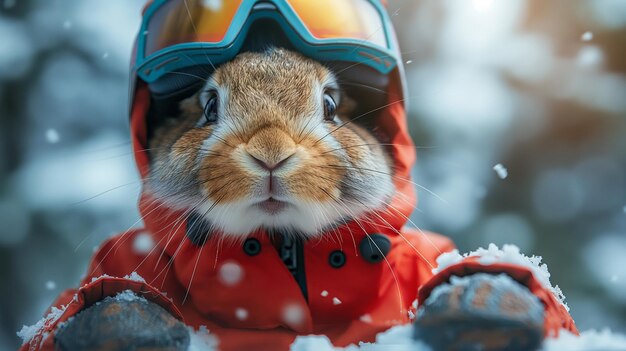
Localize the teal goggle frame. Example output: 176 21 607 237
134 0 401 84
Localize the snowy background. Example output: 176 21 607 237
0 0 625 349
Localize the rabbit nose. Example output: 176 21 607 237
249 153 294 171
245 127 296 172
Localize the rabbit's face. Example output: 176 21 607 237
148 49 394 238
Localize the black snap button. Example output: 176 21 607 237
243 238 261 256
360 234 391 263
328 250 346 268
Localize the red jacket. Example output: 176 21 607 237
20 76 576 351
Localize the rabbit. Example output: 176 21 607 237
49 48 558 351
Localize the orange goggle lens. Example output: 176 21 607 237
143 0 388 58
288 0 387 48
144 0 243 57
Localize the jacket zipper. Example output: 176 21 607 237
280 236 308 301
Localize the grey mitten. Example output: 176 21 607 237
414 273 544 351
54 294 189 351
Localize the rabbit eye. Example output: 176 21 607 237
323 93 337 121
203 91 218 124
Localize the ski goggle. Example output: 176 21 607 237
134 0 400 84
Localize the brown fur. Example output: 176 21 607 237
147 48 394 236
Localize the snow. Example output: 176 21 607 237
45 128 60 144
577 46 604 67
45 281 56 290
188 325 219 351
493 163 508 179
359 314 372 323
89 272 145 284
218 261 243 286
332 297 342 305
132 231 155 254
290 325 430 351
542 329 626 351
290 325 626 351
124 271 146 283
283 304 305 327
405 60 413 64
407 310 416 320
235 308 248 321
321 290 329 297
90 274 112 283
62 20 72 30
113 289 146 303
432 243 569 311
290 335 360 351
581 31 594 41
202 0 223 11
17 305 66 344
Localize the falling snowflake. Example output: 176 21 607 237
218 261 243 286
359 314 373 323
405 60 413 64
493 163 508 179
62 20 72 30
577 46 603 67
611 275 619 283
332 297 342 305
202 0 222 11
283 304 304 327
45 281 56 290
581 31 593 41
132 231 155 254
235 308 248 320
102 52 109 59
320 290 328 297
45 129 60 144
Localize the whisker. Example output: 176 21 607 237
322 164 448 205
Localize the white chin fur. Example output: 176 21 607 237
195 194 390 238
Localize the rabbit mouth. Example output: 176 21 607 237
256 197 290 215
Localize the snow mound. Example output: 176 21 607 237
290 325 431 351
290 325 626 351
112 290 146 303
124 271 146 283
542 329 626 351
17 305 66 344
89 272 145 284
187 325 219 351
432 243 569 311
